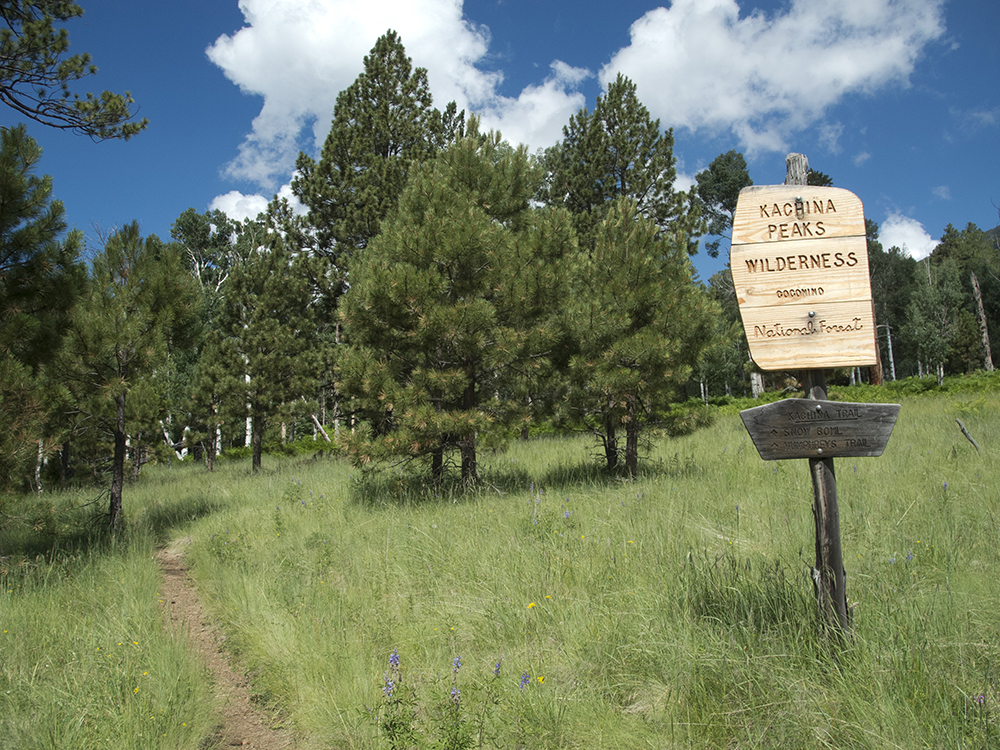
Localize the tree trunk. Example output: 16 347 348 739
750 370 764 398
205 420 218 473
109 394 126 532
310 414 332 443
971 271 994 371
460 434 477 483
460 374 477 483
60 439 71 486
251 412 264 474
34 439 43 494
884 324 896 381
603 413 619 471
131 431 143 481
624 395 639 478
431 441 444 483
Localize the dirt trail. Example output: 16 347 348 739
157 540 296 749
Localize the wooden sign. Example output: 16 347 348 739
740 398 900 460
731 185 878 371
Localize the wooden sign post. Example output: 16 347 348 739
731 153 898 639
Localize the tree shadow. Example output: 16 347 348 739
0 482 223 574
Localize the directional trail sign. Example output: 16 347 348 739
740 398 900 461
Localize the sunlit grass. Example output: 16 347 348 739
3 384 1000 748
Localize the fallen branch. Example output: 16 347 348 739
956 418 980 453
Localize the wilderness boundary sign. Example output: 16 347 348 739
731 185 878 371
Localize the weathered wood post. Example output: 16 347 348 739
730 153 900 640
786 153 850 635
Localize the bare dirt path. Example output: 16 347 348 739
157 539 296 749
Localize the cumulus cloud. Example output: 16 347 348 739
881 212 938 260
209 183 306 223
206 0 588 190
602 0 945 154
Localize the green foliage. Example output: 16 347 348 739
695 149 752 257
214 211 318 472
293 29 463 258
541 73 699 254
564 196 716 474
0 124 85 369
903 258 964 384
338 126 574 483
0 124 84 489
0 1 147 139
61 222 200 528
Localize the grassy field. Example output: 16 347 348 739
3 382 1000 748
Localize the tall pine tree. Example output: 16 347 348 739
215 210 318 473
338 126 575 484
0 124 84 489
564 197 715 475
541 74 699 254
63 223 199 530
292 30 463 259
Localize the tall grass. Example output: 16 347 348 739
4 387 999 748
0 519 217 749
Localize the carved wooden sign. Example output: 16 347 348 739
740 398 900 460
731 185 878 371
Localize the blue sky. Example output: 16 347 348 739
3 0 997 282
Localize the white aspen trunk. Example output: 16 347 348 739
884 325 896 381
160 420 184 461
750 370 764 398
35 439 43 494
311 414 332 443
245 370 252 447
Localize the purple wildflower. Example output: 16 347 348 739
519 672 530 691
389 648 399 668
452 655 461 674
451 686 461 706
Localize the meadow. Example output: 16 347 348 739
2 380 1000 748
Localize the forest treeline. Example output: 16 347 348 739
2 31 997 528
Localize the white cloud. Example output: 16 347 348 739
602 0 945 155
818 122 844 154
881 212 938 260
206 0 588 190
932 185 951 200
853 151 871 166
208 184 306 223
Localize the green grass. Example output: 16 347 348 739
3 388 1000 748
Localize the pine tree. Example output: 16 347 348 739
0 124 84 489
564 197 715 475
215 211 318 473
293 30 463 259
337 127 575 484
695 150 752 257
63 223 199 530
0 1 147 139
541 74 699 254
